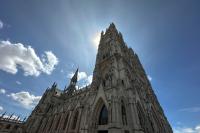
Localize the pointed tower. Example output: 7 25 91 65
90 23 173 133
70 68 78 86
64 68 78 93
22 23 173 133
91 22 127 90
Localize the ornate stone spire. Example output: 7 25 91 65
64 68 78 93
70 68 78 85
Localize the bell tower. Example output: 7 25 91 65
90 23 173 133
91 23 135 90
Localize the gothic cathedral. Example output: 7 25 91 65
1 23 173 133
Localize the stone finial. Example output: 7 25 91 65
16 115 20 121
52 82 57 88
109 22 116 28
23 117 27 122
9 113 14 119
101 31 104 36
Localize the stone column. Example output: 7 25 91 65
42 117 49 133
44 116 53 133
109 97 122 133
37 117 47 133
57 112 65 132
77 107 83 133
35 117 43 133
79 107 89 133
50 115 57 131
65 110 73 133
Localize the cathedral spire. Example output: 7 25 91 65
64 68 78 93
70 68 78 85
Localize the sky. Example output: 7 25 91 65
0 0 200 132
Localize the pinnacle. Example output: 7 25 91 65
107 22 117 31
104 22 119 36
109 22 116 29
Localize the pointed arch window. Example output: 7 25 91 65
121 100 127 125
72 111 79 130
99 105 108 125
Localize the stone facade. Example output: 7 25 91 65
0 113 24 133
0 23 173 133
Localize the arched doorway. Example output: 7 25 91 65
90 98 109 133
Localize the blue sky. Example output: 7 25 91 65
0 0 200 132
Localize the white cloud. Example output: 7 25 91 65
179 107 200 113
147 75 152 81
0 20 3 29
174 125 200 133
0 106 3 111
0 40 58 76
0 88 6 94
7 91 41 109
16 81 22 85
87 75 93 84
41 51 59 75
79 75 93 89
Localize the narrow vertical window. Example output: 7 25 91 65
103 80 106 87
121 101 127 125
122 80 124 86
99 105 108 125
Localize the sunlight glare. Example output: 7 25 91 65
92 32 101 49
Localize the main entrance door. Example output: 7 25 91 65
98 130 108 133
